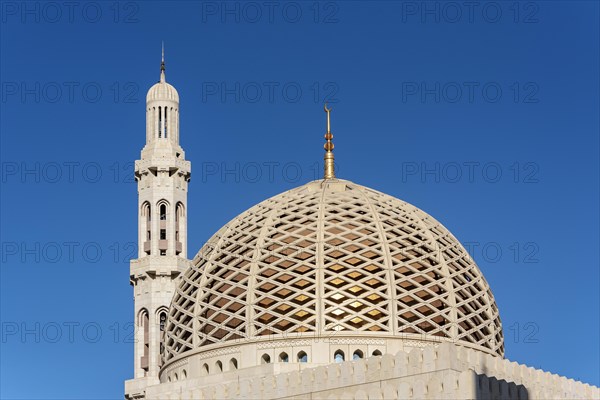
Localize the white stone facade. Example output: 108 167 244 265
124 62 599 400
145 342 599 399
125 60 191 399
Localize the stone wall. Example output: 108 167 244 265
144 342 599 399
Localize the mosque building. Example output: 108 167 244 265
123 56 599 400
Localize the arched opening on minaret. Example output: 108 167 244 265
141 202 151 256
175 108 179 143
170 107 176 141
158 201 169 256
159 311 167 331
153 107 157 140
157 308 168 367
175 202 185 256
164 107 168 138
158 106 162 138
138 309 150 375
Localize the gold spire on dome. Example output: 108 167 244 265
323 103 335 179
160 41 166 83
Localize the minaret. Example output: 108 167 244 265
125 48 191 399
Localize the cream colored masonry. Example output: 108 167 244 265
126 60 191 392
126 61 599 400
142 342 599 400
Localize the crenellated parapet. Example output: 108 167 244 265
144 342 599 399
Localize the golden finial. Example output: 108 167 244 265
323 103 335 179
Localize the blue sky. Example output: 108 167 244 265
1 1 598 398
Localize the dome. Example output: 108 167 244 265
164 179 503 367
146 80 179 102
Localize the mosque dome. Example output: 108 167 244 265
163 178 504 370
146 80 179 103
126 59 598 400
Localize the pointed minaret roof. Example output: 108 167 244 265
146 43 179 103
160 41 166 83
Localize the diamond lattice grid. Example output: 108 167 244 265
252 191 321 336
164 180 504 362
322 187 391 333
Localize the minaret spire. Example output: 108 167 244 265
160 41 166 83
323 103 335 179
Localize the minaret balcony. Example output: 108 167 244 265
159 240 168 250
175 241 182 253
143 241 151 253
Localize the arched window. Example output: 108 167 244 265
164 107 168 138
334 350 345 363
201 363 209 376
352 350 364 360
176 203 185 222
215 360 223 372
158 202 168 255
279 352 289 363
261 354 271 364
137 309 148 326
372 350 382 356
159 311 167 332
229 358 238 370
156 309 167 360
181 369 187 379
297 351 307 363
173 372 178 381
138 309 149 373
158 106 162 138
142 203 151 221
152 107 156 140
175 203 184 255
142 202 151 255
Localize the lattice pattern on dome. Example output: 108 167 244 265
164 180 503 363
